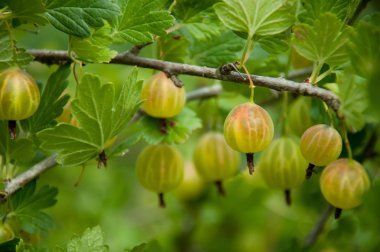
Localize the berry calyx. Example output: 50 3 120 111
224 102 274 174
300 124 342 178
257 137 308 205
136 144 184 207
193 132 240 195
141 72 186 118
320 159 370 219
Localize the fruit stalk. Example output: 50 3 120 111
214 180 225 196
158 193 165 208
8 120 16 140
305 163 315 179
284 189 291 206
246 153 254 175
334 208 342 219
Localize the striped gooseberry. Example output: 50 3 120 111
136 144 184 207
320 159 370 219
193 132 240 195
141 72 186 118
257 137 308 205
175 162 205 201
300 124 342 179
224 102 274 174
287 96 313 136
0 68 40 138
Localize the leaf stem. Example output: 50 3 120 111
316 68 334 83
240 33 253 67
309 62 323 85
341 119 353 160
241 64 255 103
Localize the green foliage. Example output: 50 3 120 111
189 32 244 67
4 0 46 24
66 226 108 252
5 179 58 233
292 13 352 67
111 0 174 44
128 240 162 252
44 0 120 38
0 21 33 70
158 35 188 63
140 107 202 145
214 0 295 39
21 65 70 134
336 72 368 132
69 25 117 63
37 69 142 166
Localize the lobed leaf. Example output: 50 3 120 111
292 13 352 67
37 69 142 167
111 0 174 44
67 226 108 252
44 0 120 38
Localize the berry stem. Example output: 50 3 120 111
97 150 107 168
8 120 16 140
322 101 334 127
246 153 255 175
334 208 342 219
241 64 255 103
284 189 291 206
305 163 315 180
158 193 166 208
214 180 226 196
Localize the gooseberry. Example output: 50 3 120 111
224 102 274 174
175 162 205 201
320 159 370 219
287 96 313 136
257 137 308 205
136 144 184 207
141 72 186 118
300 124 342 179
193 132 240 195
0 68 40 139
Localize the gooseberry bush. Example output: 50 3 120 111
0 0 379 251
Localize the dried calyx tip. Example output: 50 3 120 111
246 153 254 175
285 189 291 206
305 163 315 179
8 120 17 140
334 208 342 219
215 180 226 196
97 150 107 168
158 193 166 208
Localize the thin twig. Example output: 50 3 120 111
0 155 57 201
29 50 341 112
304 205 334 248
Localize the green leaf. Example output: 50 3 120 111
140 107 202 145
4 0 47 24
0 22 33 70
129 240 162 252
112 0 174 44
21 65 70 134
336 72 367 132
348 17 380 78
189 32 244 67
173 1 224 41
9 179 58 233
70 25 118 63
158 35 188 63
298 0 354 25
44 0 120 38
37 69 142 167
257 35 289 55
292 13 352 67
67 226 108 252
0 122 35 164
214 0 295 39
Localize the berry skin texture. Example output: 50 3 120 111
258 137 308 190
300 124 342 166
224 102 274 154
193 132 240 182
0 68 40 120
141 72 186 118
320 159 370 209
136 144 184 194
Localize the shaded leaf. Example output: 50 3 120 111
21 65 70 134
158 35 188 63
67 226 108 252
140 108 202 145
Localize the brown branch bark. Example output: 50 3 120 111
29 49 341 112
